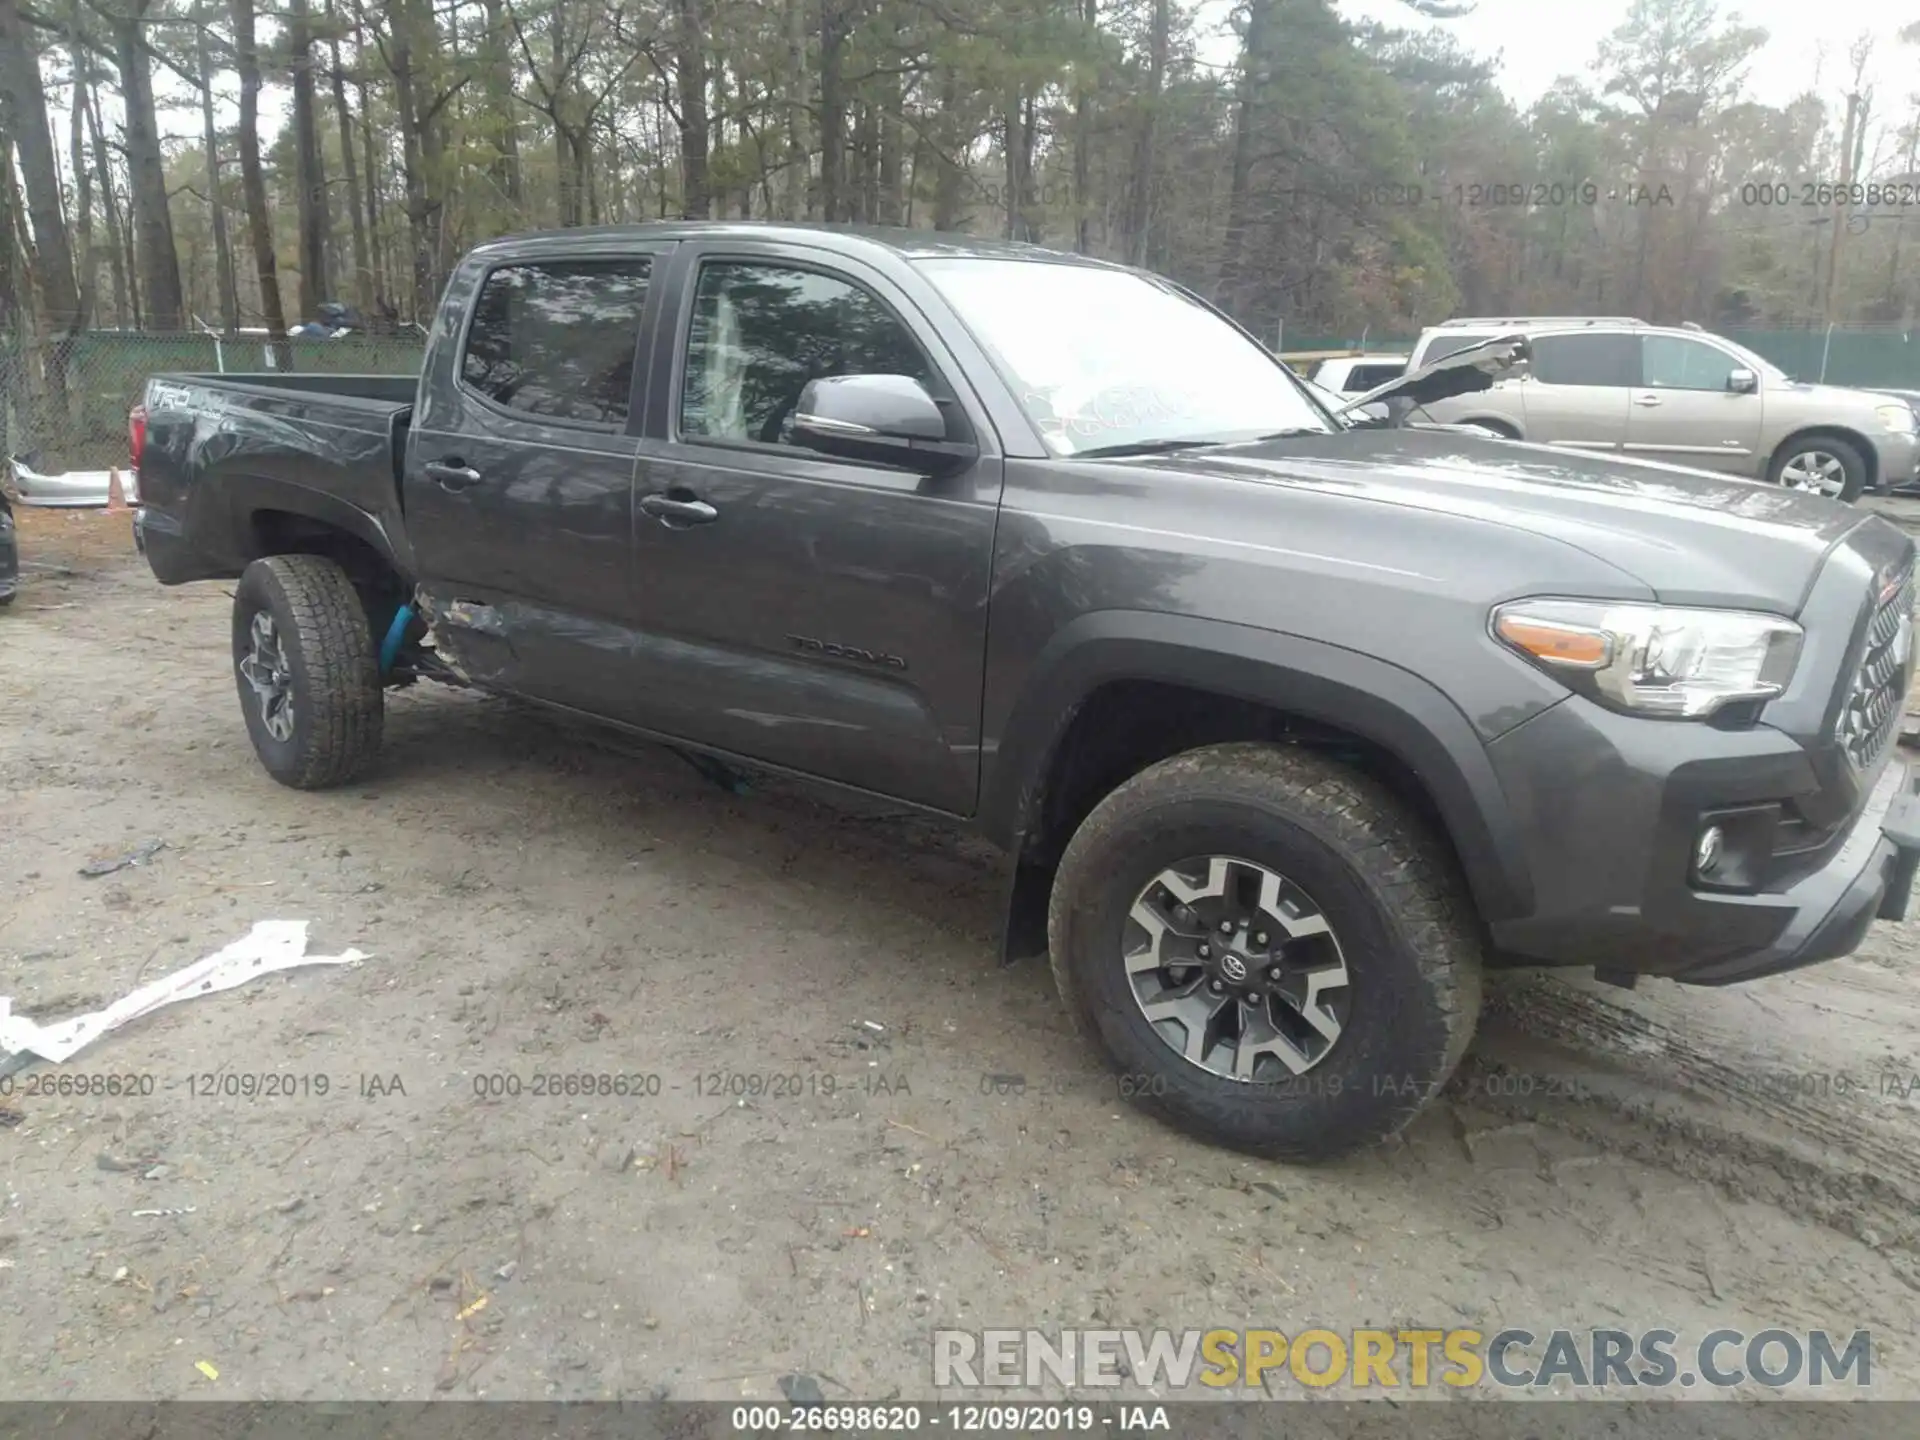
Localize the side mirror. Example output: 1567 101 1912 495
792 374 977 474
1728 367 1758 394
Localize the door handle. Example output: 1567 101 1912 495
424 460 483 491
1633 394 1662 407
641 492 719 527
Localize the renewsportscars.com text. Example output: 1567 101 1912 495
932 1327 1872 1391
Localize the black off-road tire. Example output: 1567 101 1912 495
232 555 383 789
1047 742 1483 1161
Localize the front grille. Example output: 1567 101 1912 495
1838 562 1916 769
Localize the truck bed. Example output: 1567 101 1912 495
155 372 419 407
135 371 419 586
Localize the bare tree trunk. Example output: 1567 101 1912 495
818 0 844 222
877 79 903 226
586 137 601 224
932 68 963 230
114 0 186 329
784 0 810 220
853 103 878 221
1001 92 1021 240
1073 0 1096 254
1885 114 1919 320
478 0 524 210
326 6 376 316
1124 0 1167 267
549 4 579 226
386 0 439 315
289 0 331 316
0 140 19 462
85 87 130 325
195 10 242 332
675 0 711 217
232 0 290 339
1216 0 1272 315
68 9 97 324
353 12 386 315
0 0 83 330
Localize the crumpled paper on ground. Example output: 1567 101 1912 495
0 921 367 1065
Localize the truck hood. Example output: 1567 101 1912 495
1105 428 1874 613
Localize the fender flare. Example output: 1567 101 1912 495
229 476 410 578
980 610 1535 923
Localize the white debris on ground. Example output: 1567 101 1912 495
0 920 366 1065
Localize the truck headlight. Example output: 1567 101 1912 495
1876 403 1917 434
1492 599 1803 718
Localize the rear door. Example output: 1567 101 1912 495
621 239 1005 815
1514 331 1635 450
405 243 669 720
1623 333 1765 474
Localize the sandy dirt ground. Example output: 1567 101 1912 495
3 501 1920 1410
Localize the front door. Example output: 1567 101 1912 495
624 242 1004 815
1622 334 1766 475
404 247 664 720
1515 331 1636 451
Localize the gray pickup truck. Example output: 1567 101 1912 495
132 222 1920 1162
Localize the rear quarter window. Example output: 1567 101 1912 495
461 258 653 426
1531 332 1637 387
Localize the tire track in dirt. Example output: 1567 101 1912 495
1463 965 1920 1260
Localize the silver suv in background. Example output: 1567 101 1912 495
1406 317 1920 502
1305 353 1409 395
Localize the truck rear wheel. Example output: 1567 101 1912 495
1047 742 1482 1161
232 555 383 789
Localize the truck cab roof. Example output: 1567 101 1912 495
475 220 1126 269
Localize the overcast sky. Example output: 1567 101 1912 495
1331 0 1915 117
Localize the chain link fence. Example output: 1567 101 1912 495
1281 324 1920 390
11 323 1920 478
1 331 428 476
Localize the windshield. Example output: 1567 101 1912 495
916 258 1332 455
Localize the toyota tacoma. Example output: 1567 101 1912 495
131 223 1920 1161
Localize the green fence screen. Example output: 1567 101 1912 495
1281 327 1920 390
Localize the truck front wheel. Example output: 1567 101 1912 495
1047 743 1483 1161
232 555 384 789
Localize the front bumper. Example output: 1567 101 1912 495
1678 758 1920 983
1870 429 1920 489
1484 692 1920 985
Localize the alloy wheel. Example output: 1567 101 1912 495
1779 450 1849 497
1124 855 1351 1082
238 610 296 742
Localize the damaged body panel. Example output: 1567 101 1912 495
10 455 142 508
134 373 415 587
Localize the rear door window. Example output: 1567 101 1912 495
461 258 653 426
1530 333 1636 387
